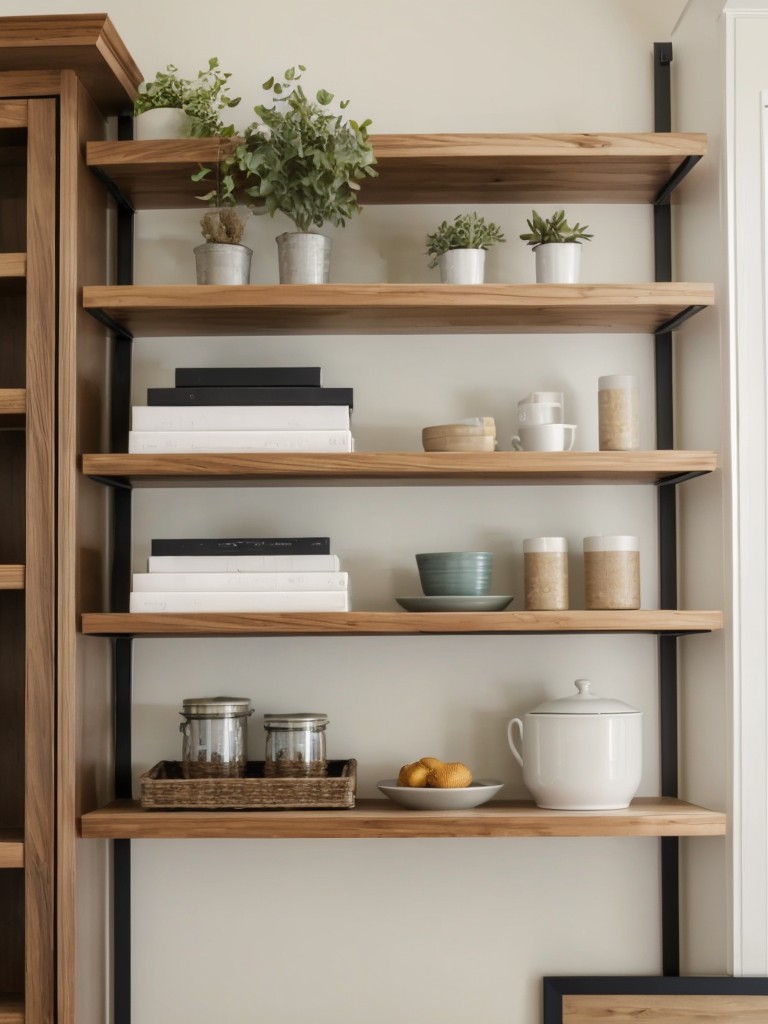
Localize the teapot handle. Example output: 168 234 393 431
507 718 524 767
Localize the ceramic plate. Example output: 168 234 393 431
377 779 504 810
395 595 513 612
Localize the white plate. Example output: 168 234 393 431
377 779 504 810
395 595 513 612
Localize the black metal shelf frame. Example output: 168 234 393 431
104 47 690 1022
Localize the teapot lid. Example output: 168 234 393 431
529 679 640 715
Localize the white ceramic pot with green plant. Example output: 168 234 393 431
426 212 505 284
133 58 240 141
520 209 593 284
225 66 377 284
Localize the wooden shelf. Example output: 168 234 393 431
0 996 23 1024
0 566 24 590
0 831 23 868
83 282 714 337
79 797 725 840
81 609 723 638
0 14 142 111
0 391 25 416
86 132 707 209
0 254 25 278
81 450 718 486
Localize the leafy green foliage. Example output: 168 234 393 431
520 209 593 246
425 212 506 268
134 58 241 138
225 66 378 233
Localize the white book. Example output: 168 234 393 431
132 405 350 431
128 430 353 454
148 554 341 573
129 590 350 613
133 571 349 593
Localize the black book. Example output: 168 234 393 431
175 367 322 388
147 386 353 408
150 537 331 557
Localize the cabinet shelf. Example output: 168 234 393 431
79 797 726 840
86 132 707 210
0 566 24 590
0 254 25 278
0 996 23 1023
0 831 23 868
81 609 723 639
82 449 717 486
83 283 714 337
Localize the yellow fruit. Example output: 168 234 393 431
397 761 430 787
419 757 443 770
426 762 473 788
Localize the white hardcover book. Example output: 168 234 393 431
129 590 350 613
128 430 353 453
133 571 349 592
148 554 341 573
132 405 350 431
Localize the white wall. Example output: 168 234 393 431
11 1 738 1020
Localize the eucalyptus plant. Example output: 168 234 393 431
520 209 593 246
425 212 505 268
223 66 378 233
134 58 241 137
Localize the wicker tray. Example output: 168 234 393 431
140 759 357 810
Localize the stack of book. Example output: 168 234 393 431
128 366 354 453
129 537 350 613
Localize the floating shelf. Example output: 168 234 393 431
79 797 726 840
81 450 718 487
0 996 23 1024
81 609 723 639
83 282 714 337
85 132 707 209
0 566 24 590
0 831 23 868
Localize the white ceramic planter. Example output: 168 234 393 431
134 107 191 140
276 232 332 284
507 679 642 809
438 248 486 284
534 242 582 284
194 243 253 285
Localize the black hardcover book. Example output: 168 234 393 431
150 537 331 556
147 386 353 408
175 367 322 388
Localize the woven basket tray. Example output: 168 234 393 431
140 759 357 810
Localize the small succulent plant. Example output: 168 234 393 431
425 212 505 268
520 209 593 247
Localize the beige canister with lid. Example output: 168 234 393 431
523 537 569 610
583 535 640 609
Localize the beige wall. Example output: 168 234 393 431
12 1 737 1021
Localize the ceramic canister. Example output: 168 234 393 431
507 679 642 810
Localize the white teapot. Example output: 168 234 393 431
507 679 642 810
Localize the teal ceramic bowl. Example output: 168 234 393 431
415 551 493 596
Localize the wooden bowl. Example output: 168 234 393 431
422 435 497 452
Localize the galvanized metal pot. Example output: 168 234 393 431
276 231 332 284
194 242 253 285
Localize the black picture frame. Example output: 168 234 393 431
543 974 768 1024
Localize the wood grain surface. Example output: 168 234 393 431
78 797 726 840
0 254 25 278
81 449 718 485
0 831 23 868
85 132 707 209
80 609 723 638
563 993 768 1022
82 282 715 336
0 994 23 1023
0 565 24 589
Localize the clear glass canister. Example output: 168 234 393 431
264 713 328 777
180 696 253 779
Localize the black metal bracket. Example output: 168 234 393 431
656 305 707 336
87 307 133 341
89 164 135 214
87 475 133 491
656 471 710 488
654 156 702 207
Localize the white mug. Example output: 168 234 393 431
511 423 577 452
517 401 563 426
519 391 564 407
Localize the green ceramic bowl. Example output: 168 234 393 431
415 551 493 596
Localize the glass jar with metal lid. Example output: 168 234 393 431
180 696 253 779
264 713 328 777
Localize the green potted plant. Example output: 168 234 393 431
229 66 377 283
425 212 505 284
191 152 252 284
133 57 241 140
520 209 593 283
